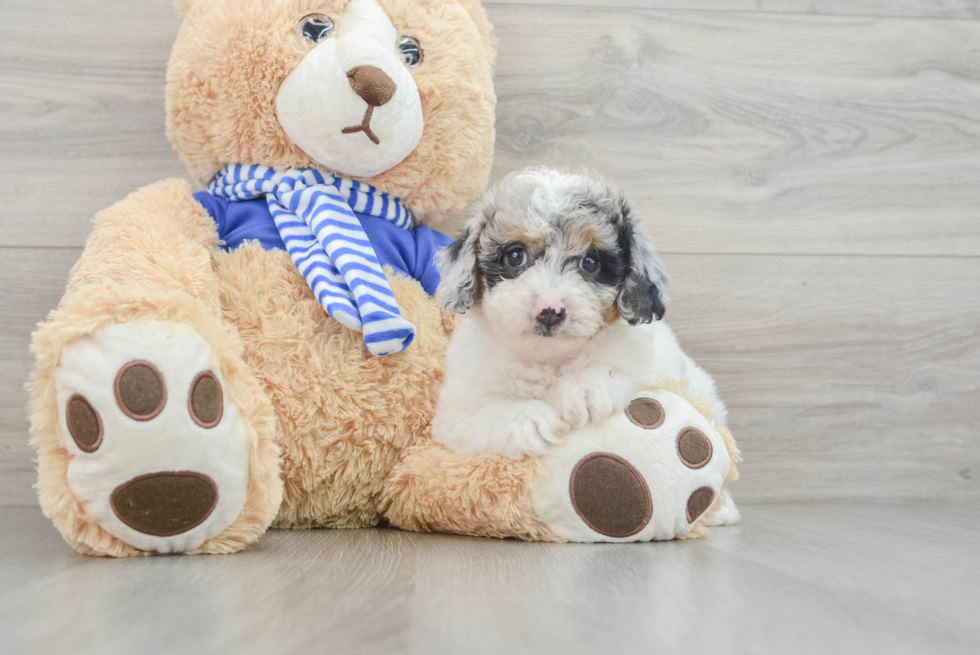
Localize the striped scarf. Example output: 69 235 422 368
208 164 416 356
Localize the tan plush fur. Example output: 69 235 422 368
166 0 496 224
214 248 456 529
383 436 559 541
32 0 496 555
29 180 282 556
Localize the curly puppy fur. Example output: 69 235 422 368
430 168 729 462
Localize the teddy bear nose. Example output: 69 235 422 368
346 65 396 107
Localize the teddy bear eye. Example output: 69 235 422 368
298 14 335 45
397 36 423 67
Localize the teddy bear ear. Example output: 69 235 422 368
174 0 204 20
456 0 497 65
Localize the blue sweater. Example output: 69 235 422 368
194 191 451 296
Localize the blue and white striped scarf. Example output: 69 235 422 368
208 164 416 356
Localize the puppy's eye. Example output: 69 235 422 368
398 36 423 67
298 14 335 45
579 252 600 274
504 246 528 268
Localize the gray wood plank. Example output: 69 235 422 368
3 1 980 256
483 1 980 21
480 6 980 256
2 248 977 507
1 502 978 655
668 253 980 502
0 0 188 248
711 502 980 632
0 248 78 507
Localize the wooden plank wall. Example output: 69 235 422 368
1 0 978 506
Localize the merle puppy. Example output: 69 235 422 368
433 168 728 473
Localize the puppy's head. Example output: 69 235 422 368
437 168 668 351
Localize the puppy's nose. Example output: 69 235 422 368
346 65 396 107
536 307 567 329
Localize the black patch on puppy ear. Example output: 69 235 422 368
437 226 481 314
620 273 666 324
615 197 668 324
445 227 470 261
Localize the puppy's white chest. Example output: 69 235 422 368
499 358 588 401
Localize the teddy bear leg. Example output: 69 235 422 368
30 180 282 556
531 387 739 543
383 436 560 541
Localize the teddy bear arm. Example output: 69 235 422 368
62 179 222 302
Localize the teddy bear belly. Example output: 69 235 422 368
211 244 453 528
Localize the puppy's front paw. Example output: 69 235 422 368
502 402 569 460
554 368 633 427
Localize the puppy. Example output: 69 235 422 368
432 167 728 462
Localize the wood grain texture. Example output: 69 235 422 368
0 0 187 248
666 253 980 502
2 248 977 506
0 250 77 507
475 6 980 256
483 1 980 21
3 2 980 256
2 503 979 654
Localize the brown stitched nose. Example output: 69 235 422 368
346 65 396 107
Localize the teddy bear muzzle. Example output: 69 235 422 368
275 0 425 178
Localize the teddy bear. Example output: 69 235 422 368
28 0 738 556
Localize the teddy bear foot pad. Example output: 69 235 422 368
532 389 733 542
54 321 250 553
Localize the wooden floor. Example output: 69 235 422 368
1 502 977 655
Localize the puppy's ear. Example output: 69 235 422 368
436 204 491 314
616 198 669 324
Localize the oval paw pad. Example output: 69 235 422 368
67 394 103 453
686 486 715 523
677 427 713 469
110 471 219 537
114 360 167 420
189 371 223 428
625 397 664 429
569 453 652 538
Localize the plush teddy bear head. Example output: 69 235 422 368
167 0 495 223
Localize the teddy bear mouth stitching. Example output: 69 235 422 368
342 65 397 145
